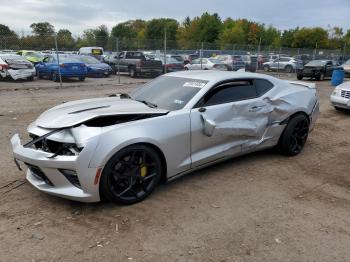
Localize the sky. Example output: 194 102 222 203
1 0 349 36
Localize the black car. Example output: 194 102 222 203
297 60 343 81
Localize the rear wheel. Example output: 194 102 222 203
100 145 162 205
78 76 85 81
51 72 59 82
129 66 137 78
278 114 310 156
317 72 325 81
297 74 303 80
263 65 270 72
285 65 293 73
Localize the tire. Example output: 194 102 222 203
317 72 325 81
285 65 293 73
78 76 85 81
263 65 270 72
27 76 34 81
297 74 303 80
184 67 189 70
278 114 310 156
129 66 137 78
100 144 162 205
51 72 59 82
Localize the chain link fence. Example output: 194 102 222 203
1 33 349 84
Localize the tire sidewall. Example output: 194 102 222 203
100 144 162 205
278 114 309 156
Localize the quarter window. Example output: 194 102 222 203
203 80 256 106
254 79 273 96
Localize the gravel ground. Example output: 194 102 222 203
0 74 349 262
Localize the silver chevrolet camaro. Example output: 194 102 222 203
11 71 319 204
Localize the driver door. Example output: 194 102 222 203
190 79 270 167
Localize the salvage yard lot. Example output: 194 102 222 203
0 74 350 261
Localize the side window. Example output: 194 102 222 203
125 52 133 59
203 80 256 106
192 59 199 64
254 79 273 96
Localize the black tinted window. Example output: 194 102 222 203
254 79 273 96
203 81 257 106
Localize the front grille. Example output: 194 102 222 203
25 163 54 186
341 90 350 99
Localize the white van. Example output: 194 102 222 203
78 47 104 57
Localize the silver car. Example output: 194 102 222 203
263 57 303 73
184 58 228 71
11 71 319 204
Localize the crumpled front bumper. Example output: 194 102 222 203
10 134 101 202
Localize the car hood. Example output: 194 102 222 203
336 81 350 91
87 63 110 69
35 97 169 129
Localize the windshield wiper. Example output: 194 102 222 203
136 100 158 108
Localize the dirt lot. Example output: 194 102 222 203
0 74 349 262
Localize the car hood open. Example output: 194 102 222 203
35 97 168 129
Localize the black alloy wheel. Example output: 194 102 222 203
278 114 310 156
100 145 162 204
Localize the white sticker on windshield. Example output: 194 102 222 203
183 81 206 88
174 99 184 105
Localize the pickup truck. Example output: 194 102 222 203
117 51 163 77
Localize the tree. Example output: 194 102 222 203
218 19 246 48
111 21 138 39
30 22 55 36
57 29 74 50
292 27 328 48
281 28 298 47
94 25 109 48
0 24 18 49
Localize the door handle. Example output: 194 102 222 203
249 105 266 112
198 107 206 112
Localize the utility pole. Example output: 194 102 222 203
256 37 261 71
164 27 167 74
116 37 121 85
54 33 63 88
200 42 203 70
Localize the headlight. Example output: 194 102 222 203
332 88 340 96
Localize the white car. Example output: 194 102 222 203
330 81 350 110
341 59 350 77
0 54 36 80
184 58 228 71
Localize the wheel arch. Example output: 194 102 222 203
280 111 310 125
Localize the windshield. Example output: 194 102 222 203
208 58 222 64
130 76 208 111
305 60 328 66
55 55 81 63
75 56 100 64
343 59 350 65
24 52 43 59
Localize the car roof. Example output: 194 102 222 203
166 70 277 83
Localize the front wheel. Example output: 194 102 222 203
278 114 310 156
78 76 85 81
285 65 293 73
263 65 270 72
51 72 59 82
129 66 137 78
297 74 303 80
100 145 162 205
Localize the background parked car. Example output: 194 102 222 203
297 60 343 80
78 46 104 60
240 55 257 72
341 59 350 77
184 58 228 71
214 55 245 71
75 55 113 77
117 51 163 77
0 54 35 81
263 57 303 73
35 55 87 81
16 50 44 65
156 57 184 73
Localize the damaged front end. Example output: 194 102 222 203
10 108 167 202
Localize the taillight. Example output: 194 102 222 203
137 60 145 67
80 64 85 67
0 64 9 70
213 64 219 68
59 64 65 68
167 64 175 68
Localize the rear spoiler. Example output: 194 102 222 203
287 80 316 89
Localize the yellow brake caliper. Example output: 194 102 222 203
140 165 147 178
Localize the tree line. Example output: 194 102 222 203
0 12 349 51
